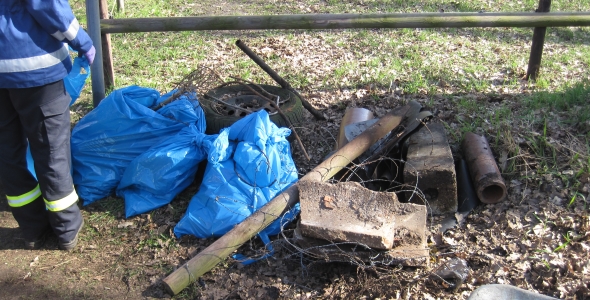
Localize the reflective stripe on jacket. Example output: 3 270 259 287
0 0 93 88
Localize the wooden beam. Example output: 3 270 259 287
116 0 124 14
99 0 115 91
100 12 590 33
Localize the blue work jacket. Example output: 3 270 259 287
0 0 93 88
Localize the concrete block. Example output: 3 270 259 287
293 225 429 267
404 122 457 215
298 181 427 251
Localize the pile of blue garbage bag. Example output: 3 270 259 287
70 86 299 253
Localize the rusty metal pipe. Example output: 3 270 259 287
462 132 507 204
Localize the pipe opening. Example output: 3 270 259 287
481 185 505 203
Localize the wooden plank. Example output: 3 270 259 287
116 0 124 13
99 0 115 91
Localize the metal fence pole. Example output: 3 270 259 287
526 0 552 81
85 0 106 107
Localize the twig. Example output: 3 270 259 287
156 66 225 109
229 76 282 101
39 257 78 270
229 79 311 161
202 93 253 114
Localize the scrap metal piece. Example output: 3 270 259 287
462 132 507 204
336 107 375 150
434 258 470 292
439 159 481 233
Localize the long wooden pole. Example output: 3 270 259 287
162 103 413 295
100 12 590 33
116 0 124 14
526 0 552 81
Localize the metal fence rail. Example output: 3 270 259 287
86 0 588 106
100 12 590 33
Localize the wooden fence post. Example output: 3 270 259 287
526 0 552 81
99 0 115 91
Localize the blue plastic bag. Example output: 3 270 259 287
25 57 90 178
174 110 299 240
71 86 205 205
117 123 221 218
64 56 90 105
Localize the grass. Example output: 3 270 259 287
71 0 590 97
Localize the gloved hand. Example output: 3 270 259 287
82 45 96 65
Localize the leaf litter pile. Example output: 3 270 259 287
2 1 590 299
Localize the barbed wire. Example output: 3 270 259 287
179 107 470 292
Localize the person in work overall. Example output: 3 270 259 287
0 0 95 250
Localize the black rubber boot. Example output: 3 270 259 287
48 202 84 251
10 196 51 249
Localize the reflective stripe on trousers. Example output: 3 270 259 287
6 184 41 207
7 183 78 212
44 189 78 212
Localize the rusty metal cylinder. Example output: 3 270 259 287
462 132 507 204
335 107 374 150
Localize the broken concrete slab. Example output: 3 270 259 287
404 122 457 215
298 181 427 252
293 225 429 267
